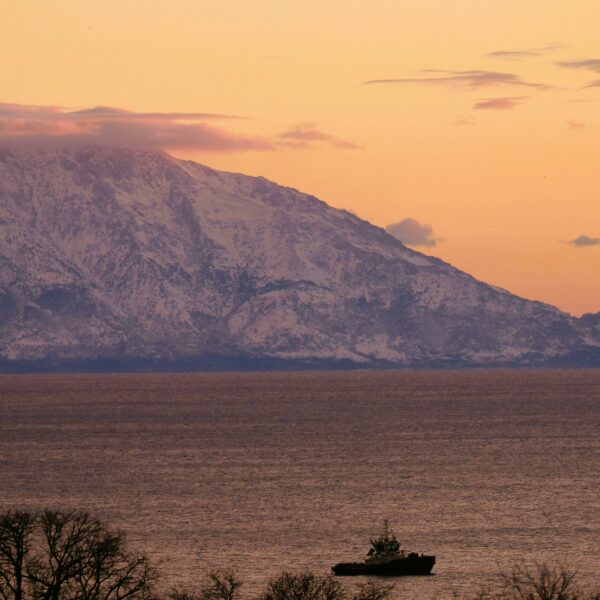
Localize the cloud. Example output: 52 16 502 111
0 103 242 123
69 106 244 120
0 103 359 154
583 79 600 88
569 235 600 247
566 120 588 131
364 70 549 89
557 59 600 73
278 123 360 149
556 60 600 88
385 218 438 247
453 114 476 126
486 45 562 60
0 102 271 152
472 96 528 110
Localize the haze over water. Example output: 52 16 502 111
1 370 599 598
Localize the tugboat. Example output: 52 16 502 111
332 521 435 576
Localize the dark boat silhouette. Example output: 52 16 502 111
332 521 435 576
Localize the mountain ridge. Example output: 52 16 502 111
0 146 598 371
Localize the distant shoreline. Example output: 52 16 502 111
2 355 600 374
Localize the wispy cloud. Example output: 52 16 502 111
0 103 270 152
556 60 600 89
2 103 243 121
279 123 360 149
569 234 600 247
583 79 600 89
473 96 528 110
69 106 244 120
556 59 600 73
486 45 562 60
364 70 549 90
386 218 438 247
0 103 359 154
566 120 588 132
453 114 476 126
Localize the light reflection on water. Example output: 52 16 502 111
1 369 599 598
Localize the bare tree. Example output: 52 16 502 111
167 587 202 600
0 510 157 600
0 511 36 600
499 564 581 600
73 529 157 600
168 569 242 600
199 570 242 600
351 581 394 600
26 511 106 600
259 573 344 600
471 564 600 600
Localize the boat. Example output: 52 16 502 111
332 521 435 576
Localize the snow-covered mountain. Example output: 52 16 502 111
0 146 598 371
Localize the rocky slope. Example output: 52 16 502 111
0 146 598 370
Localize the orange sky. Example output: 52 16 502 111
1 0 599 315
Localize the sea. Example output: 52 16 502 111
1 370 599 599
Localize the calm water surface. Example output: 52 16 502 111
1 370 599 598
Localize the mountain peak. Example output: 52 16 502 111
0 146 598 370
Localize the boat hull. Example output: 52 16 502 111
332 555 435 576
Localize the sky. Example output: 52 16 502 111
1 0 599 315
